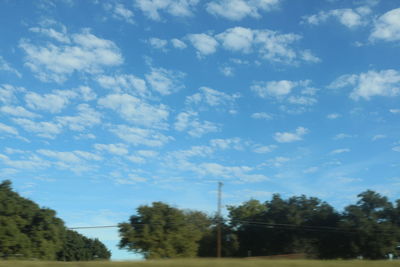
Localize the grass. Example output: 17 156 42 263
1 259 400 267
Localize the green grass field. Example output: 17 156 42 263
1 259 400 267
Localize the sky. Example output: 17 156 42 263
0 0 400 261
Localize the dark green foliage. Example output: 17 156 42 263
0 180 110 261
57 230 111 261
119 202 212 259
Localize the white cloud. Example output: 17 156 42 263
134 0 199 21
251 112 273 120
274 127 309 143
265 156 290 167
372 134 386 141
187 33 219 57
333 133 354 140
115 173 148 184
110 124 172 147
94 143 129 156
37 149 102 172
287 95 317 106
0 56 22 77
303 166 318 174
390 109 400 114
252 80 296 97
96 74 148 97
216 27 254 53
393 146 400 152
148 38 168 50
174 111 220 137
253 145 276 153
219 66 234 77
171 38 187 49
0 106 38 118
370 8 400 42
327 113 341 119
303 7 370 28
104 3 134 24
186 87 240 112
12 118 62 138
145 67 185 95
251 80 317 106
0 84 25 104
25 90 77 113
210 138 243 150
0 153 49 170
76 86 97 101
329 69 400 100
206 0 280 21
0 122 19 136
330 148 351 155
56 104 102 131
20 28 123 83
98 94 169 128
184 27 319 64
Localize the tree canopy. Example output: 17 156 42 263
119 191 400 260
0 180 110 261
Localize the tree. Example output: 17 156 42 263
119 202 211 259
339 190 399 259
0 180 110 261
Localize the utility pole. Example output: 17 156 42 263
217 181 223 258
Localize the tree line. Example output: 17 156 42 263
0 180 110 261
118 190 400 259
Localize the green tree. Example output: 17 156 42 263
0 180 111 261
340 190 399 259
119 202 211 259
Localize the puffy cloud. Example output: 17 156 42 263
145 67 185 95
25 90 77 113
327 113 341 119
265 156 290 167
216 27 254 53
0 106 38 118
210 137 243 150
104 3 134 24
185 87 240 112
12 118 62 138
274 127 309 143
333 133 354 140
187 33 219 57
252 80 296 97
0 153 49 170
56 104 102 131
390 109 400 114
253 145 276 153
329 69 400 100
96 74 148 97
219 66 234 77
251 112 273 120
330 148 351 155
98 94 169 128
76 86 97 101
0 84 25 104
303 7 370 28
251 80 316 106
148 38 168 50
94 143 129 156
370 8 400 42
393 146 400 152
20 28 123 83
171 38 187 49
174 111 220 137
372 134 386 141
0 122 19 136
206 0 280 21
0 56 22 77
110 124 172 147
134 0 199 21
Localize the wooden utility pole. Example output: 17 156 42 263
217 181 223 258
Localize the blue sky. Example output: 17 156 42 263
1 0 400 260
